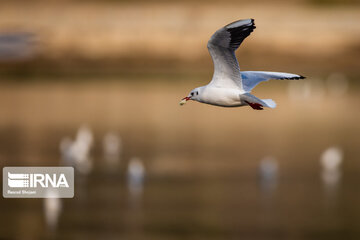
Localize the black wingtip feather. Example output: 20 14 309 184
278 75 306 80
226 19 256 50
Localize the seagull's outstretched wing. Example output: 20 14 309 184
207 19 255 90
241 71 305 92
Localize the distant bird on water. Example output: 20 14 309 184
179 19 305 110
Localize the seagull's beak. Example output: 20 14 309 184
179 96 191 106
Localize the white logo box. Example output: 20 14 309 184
3 167 74 198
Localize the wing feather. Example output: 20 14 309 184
241 71 305 92
207 19 256 90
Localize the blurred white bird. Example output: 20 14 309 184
320 146 343 189
103 132 122 168
43 189 62 231
127 157 145 197
60 125 94 175
258 156 278 193
180 19 305 110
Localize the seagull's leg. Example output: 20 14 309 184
244 100 264 110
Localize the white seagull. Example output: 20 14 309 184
179 19 305 110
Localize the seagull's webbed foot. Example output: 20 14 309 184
244 101 264 110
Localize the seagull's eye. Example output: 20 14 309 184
196 91 199 95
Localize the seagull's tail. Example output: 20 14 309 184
261 99 277 109
241 93 277 110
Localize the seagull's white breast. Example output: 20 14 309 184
200 87 244 107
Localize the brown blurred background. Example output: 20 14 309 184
0 0 360 239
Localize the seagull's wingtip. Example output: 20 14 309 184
291 75 306 80
251 19 256 28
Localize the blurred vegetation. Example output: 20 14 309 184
0 0 359 81
308 0 360 6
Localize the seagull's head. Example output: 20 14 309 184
179 87 202 106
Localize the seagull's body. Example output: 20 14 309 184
180 19 305 110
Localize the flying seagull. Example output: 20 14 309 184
179 19 305 110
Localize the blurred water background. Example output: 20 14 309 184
0 0 360 239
